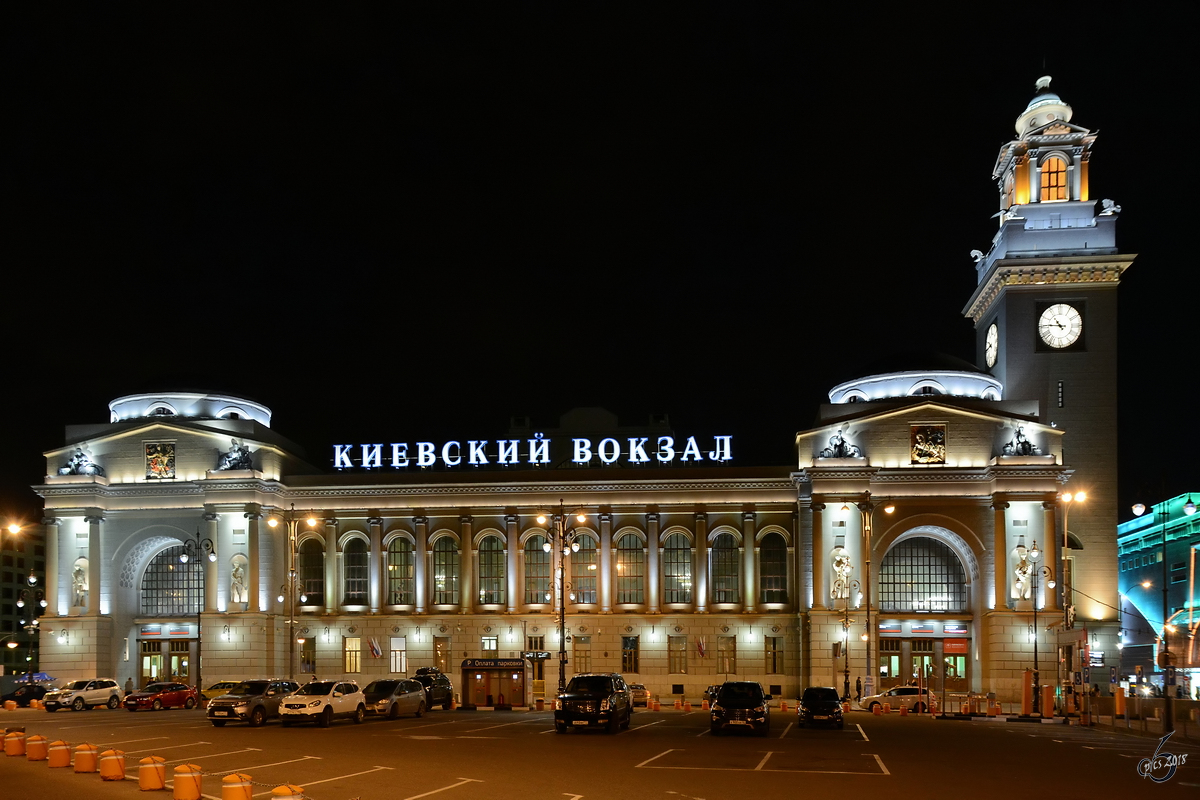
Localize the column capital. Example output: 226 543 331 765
413 516 429 527
504 514 520 525
42 517 61 526
991 501 1010 511
244 511 264 521
645 512 659 524
84 515 105 524
368 517 384 527
460 515 473 525
203 512 219 522
742 511 756 523
598 512 613 525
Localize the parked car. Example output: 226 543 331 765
412 667 454 710
43 678 123 712
710 681 771 736
859 685 938 713
554 672 633 733
207 679 300 727
280 680 366 727
363 678 426 718
201 680 240 705
1 682 57 708
797 686 844 728
629 683 651 707
125 682 200 712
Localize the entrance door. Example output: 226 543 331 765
140 641 164 687
471 671 492 706
170 640 192 683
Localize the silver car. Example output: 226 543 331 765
363 678 427 718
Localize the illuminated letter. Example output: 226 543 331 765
361 444 382 469
497 440 520 464
681 436 703 462
442 441 462 467
656 436 676 463
391 443 409 468
708 436 732 462
416 442 436 467
627 437 649 463
528 434 550 465
598 438 621 464
468 440 489 465
573 439 593 463
334 444 354 469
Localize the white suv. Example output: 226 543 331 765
280 680 366 727
43 678 123 712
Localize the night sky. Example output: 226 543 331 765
4 7 1195 524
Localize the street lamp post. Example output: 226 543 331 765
832 562 861 702
538 501 587 694
16 571 47 685
179 531 215 692
1027 541 1056 716
267 505 317 681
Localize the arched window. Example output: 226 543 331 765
343 539 368 604
387 538 414 605
662 533 692 604
615 534 644 604
1040 156 1067 201
298 539 324 602
478 536 505 605
759 532 788 603
711 533 740 604
525 535 550 604
140 545 203 615
571 534 597 604
878 536 967 612
432 537 460 605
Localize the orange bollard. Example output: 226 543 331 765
101 749 126 781
674 699 682 710
5 730 27 757
3 700 15 711
48 740 72 768
899 705 909 716
26 734 48 761
702 700 709 710
872 704 882 716
683 701 692 712
75 743 99 773
652 699 660 711
780 701 788 712
883 702 892 713
139 756 167 791
842 702 850 714
271 785 305 798
222 773 254 800
174 763 203 800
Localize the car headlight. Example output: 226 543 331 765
753 706 765 714
711 703 722 711
600 699 610 711
307 700 322 708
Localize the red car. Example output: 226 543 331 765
124 682 200 711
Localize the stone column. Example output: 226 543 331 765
460 516 475 613
505 514 520 614
245 511 263 612
1041 501 1059 612
694 512 708 613
43 517 60 616
811 502 826 609
599 513 613 612
203 512 219 613
646 513 660 613
742 511 757 613
413 517 428 614
85 514 103 616
324 518 338 614
368 517 383 613
992 500 1009 610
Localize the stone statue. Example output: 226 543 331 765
831 547 853 599
59 446 105 477
72 564 89 607
1002 425 1040 456
216 439 253 471
230 561 247 604
820 429 861 459
1012 547 1032 601
1101 198 1121 215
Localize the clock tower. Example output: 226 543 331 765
964 77 1134 626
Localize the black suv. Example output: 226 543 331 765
797 686 844 729
710 681 771 736
413 668 454 710
554 673 633 733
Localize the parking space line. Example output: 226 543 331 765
88 736 169 746
400 777 482 800
464 719 537 732
211 755 321 774
163 749 260 764
778 723 793 739
857 724 868 741
246 766 394 797
627 720 663 732
754 752 777 770
122 741 214 754
635 749 675 768
868 754 890 775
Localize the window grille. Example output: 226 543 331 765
759 533 788 603
662 533 692 604
387 538 414 605
139 545 203 616
571 535 598 603
878 537 967 612
343 539 368 604
432 538 460 605
615 534 644 604
477 536 505 605
711 533 739 604
298 539 324 601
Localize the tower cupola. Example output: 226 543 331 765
1015 76 1073 138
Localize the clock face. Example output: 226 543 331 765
984 323 999 367
1038 303 1083 348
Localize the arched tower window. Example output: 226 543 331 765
298 539 324 602
387 538 414 605
432 537 460 605
478 535 505 605
711 533 740 604
759 532 788 603
662 533 692 604
615 534 644 604
140 545 203 616
342 539 368 604
1040 156 1068 201
878 536 967 612
524 535 550 604
571 534 597 604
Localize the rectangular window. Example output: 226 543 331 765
615 535 645 604
390 636 407 673
573 635 592 674
621 636 640 674
766 636 784 674
717 635 736 674
528 635 546 681
571 537 598 603
477 537 506 605
387 541 415 605
668 635 688 674
524 539 550 604
344 636 362 673
300 637 315 673
481 636 498 652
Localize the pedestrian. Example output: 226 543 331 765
124 677 134 696
855 677 862 702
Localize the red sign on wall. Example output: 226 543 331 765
943 639 969 654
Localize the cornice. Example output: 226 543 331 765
964 254 1134 323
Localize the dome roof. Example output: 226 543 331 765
827 351 1000 404
1015 76 1073 137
